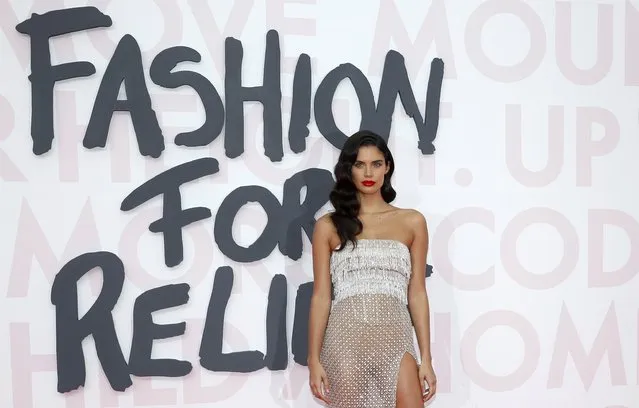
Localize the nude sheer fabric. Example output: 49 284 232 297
319 239 418 407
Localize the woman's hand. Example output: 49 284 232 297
419 361 437 403
308 360 330 404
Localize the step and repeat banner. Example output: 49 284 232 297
0 1 636 407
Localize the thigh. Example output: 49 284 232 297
395 353 422 408
323 352 365 407
321 321 366 407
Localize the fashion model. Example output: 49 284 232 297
307 130 437 407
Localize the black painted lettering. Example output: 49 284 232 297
15 6 112 155
129 283 192 377
314 63 377 150
200 266 265 372
264 274 288 370
225 29 283 161
291 282 313 366
214 186 282 262
120 157 219 267
280 168 333 260
84 34 164 158
288 54 312 153
150 46 225 147
375 53 444 154
50 251 131 392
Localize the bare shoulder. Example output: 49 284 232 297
397 207 427 226
313 213 337 242
398 208 428 241
315 212 335 230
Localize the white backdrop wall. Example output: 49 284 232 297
1 1 637 407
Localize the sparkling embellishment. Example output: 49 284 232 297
319 239 418 407
330 239 412 305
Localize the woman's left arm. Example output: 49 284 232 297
407 210 437 401
407 210 432 363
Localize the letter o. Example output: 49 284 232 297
460 310 540 391
214 186 282 262
465 0 546 82
501 207 578 289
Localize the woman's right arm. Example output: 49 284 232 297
307 214 334 366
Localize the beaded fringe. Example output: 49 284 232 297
330 239 411 305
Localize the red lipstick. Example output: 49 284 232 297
362 180 375 187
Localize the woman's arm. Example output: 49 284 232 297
407 210 432 364
307 215 334 365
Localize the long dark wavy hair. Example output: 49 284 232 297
329 130 396 250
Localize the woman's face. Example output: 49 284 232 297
351 145 389 194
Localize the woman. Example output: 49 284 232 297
307 130 437 407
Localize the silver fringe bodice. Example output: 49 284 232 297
330 239 412 305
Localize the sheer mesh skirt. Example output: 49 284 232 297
320 294 417 408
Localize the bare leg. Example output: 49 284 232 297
395 353 423 408
323 357 361 407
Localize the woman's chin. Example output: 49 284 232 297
357 187 380 195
